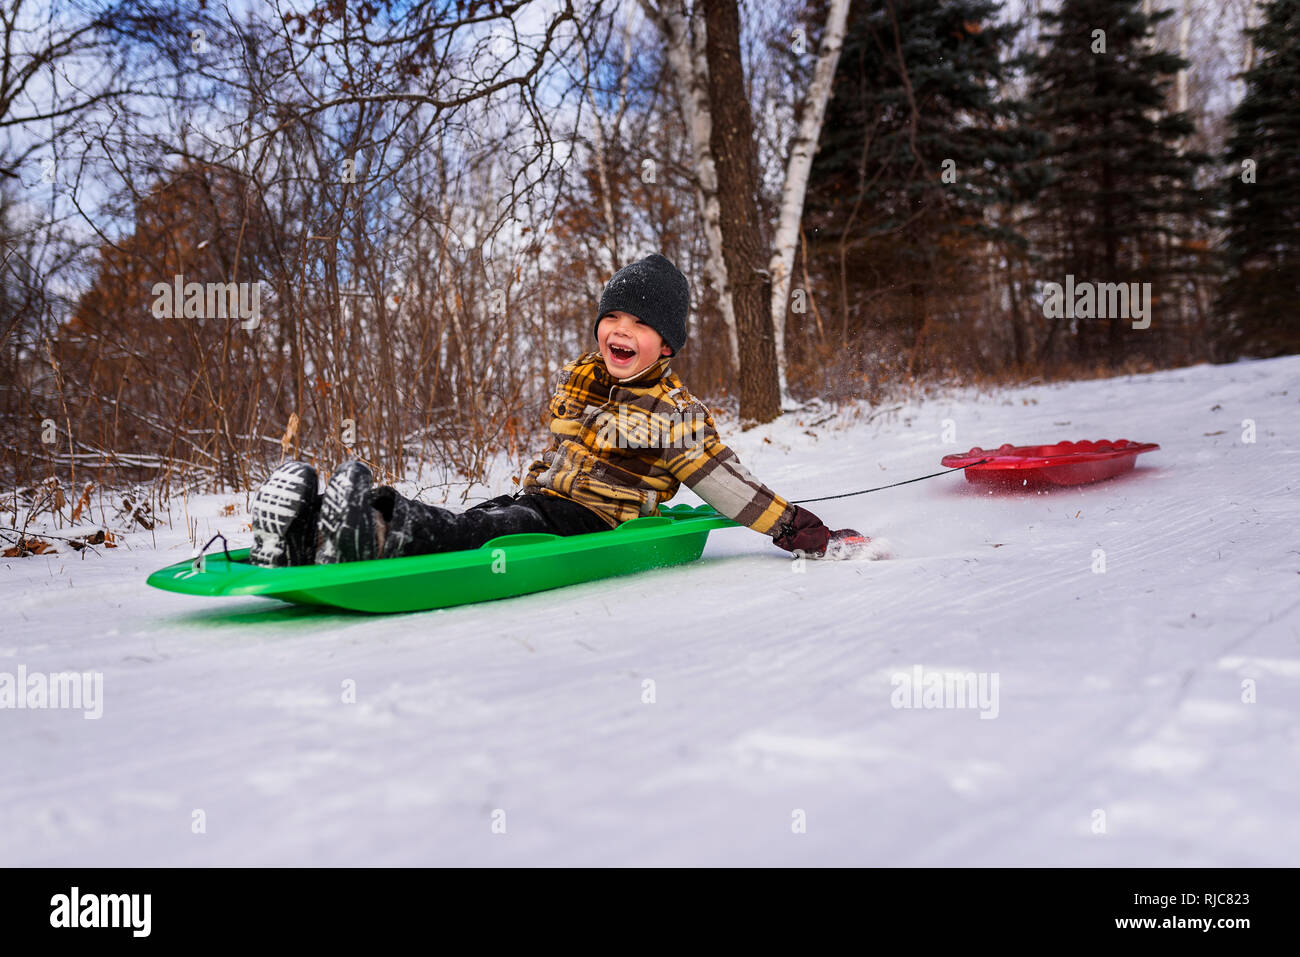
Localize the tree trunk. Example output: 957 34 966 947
637 0 740 372
702 0 781 426
1007 257 1027 367
768 0 850 406
1103 155 1122 366
1175 0 1190 114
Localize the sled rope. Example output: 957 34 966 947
791 459 990 504
197 531 234 563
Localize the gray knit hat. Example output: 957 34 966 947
594 253 690 355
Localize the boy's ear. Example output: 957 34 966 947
660 344 672 357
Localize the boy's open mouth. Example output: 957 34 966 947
608 343 636 363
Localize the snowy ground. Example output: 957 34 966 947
2 356 1297 866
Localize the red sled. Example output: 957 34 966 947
941 439 1160 489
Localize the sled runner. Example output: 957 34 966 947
147 503 740 613
941 439 1160 489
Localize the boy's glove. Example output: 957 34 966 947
772 505 831 556
773 506 882 560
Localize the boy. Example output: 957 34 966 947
249 253 862 566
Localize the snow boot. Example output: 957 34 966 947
249 461 321 567
315 460 378 564
370 485 421 560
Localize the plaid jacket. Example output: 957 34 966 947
521 351 798 536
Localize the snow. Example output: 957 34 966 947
2 356 1297 866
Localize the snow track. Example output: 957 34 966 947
2 357 1297 865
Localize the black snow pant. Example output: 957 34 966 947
368 487 612 559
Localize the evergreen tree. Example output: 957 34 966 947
1027 0 1209 366
802 0 1040 381
1219 0 1300 358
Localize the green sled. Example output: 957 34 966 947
146 503 740 614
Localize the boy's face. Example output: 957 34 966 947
597 311 672 379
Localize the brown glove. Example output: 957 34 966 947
772 505 831 557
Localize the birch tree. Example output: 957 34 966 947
639 0 850 416
767 0 850 404
636 0 740 371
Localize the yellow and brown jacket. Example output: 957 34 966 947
521 351 798 536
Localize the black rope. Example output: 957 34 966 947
197 531 233 564
791 459 991 505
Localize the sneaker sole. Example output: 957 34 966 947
250 462 318 566
316 462 376 564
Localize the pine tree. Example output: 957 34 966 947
1027 0 1209 366
1219 0 1300 358
802 0 1040 381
